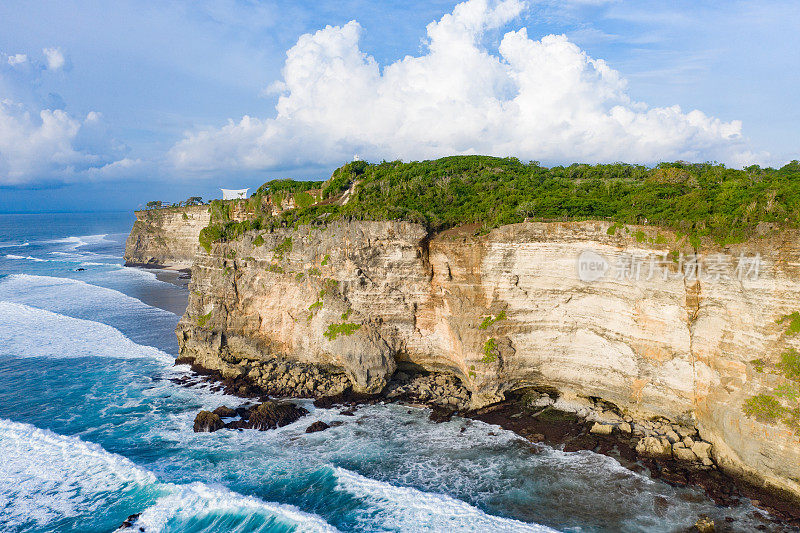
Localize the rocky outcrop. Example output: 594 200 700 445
193 410 224 432
244 401 308 430
128 212 800 504
195 401 308 432
125 205 210 268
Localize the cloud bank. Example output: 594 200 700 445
7 54 27 66
0 99 131 186
170 0 762 172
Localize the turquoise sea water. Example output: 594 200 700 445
0 212 772 532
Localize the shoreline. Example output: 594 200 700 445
124 261 192 288
174 356 800 530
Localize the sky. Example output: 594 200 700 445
0 0 798 213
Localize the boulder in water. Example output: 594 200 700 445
246 401 308 430
193 410 224 432
212 405 236 418
305 421 330 433
118 513 140 529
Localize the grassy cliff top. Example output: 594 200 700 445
201 155 800 249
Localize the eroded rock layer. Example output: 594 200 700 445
125 205 211 268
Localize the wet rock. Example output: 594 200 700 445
193 411 224 432
212 406 236 418
305 421 330 433
313 389 379 408
246 401 308 430
527 433 545 443
693 514 715 532
429 406 455 423
119 513 140 528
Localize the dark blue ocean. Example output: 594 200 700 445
0 212 765 532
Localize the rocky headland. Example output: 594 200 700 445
127 161 800 527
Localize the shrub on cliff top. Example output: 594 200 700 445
199 225 223 252
323 160 367 199
272 156 800 242
256 179 322 196
198 156 800 248
294 191 315 209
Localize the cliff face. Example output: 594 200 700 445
125 206 211 267
128 213 800 501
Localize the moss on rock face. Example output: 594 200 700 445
323 322 361 341
777 312 800 336
481 338 498 363
780 348 800 380
742 393 800 436
273 237 292 260
478 310 506 330
743 394 786 423
196 311 212 327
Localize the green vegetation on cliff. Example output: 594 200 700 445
200 156 800 248
323 322 362 341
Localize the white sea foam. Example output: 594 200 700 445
0 419 157 529
0 420 338 533
0 274 179 351
121 482 339 533
4 254 46 262
333 467 555 532
0 301 172 363
0 273 175 316
0 241 28 248
5 252 116 265
46 234 111 249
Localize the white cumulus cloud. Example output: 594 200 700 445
7 54 27 66
170 0 763 171
42 47 65 70
0 99 125 185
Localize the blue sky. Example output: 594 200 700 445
0 0 798 212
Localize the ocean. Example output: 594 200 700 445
0 212 767 532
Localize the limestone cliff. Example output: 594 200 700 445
125 205 211 268
128 213 800 503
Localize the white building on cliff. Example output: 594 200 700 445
221 188 249 200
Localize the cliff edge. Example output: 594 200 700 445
124 156 800 508
126 213 800 504
124 205 211 268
